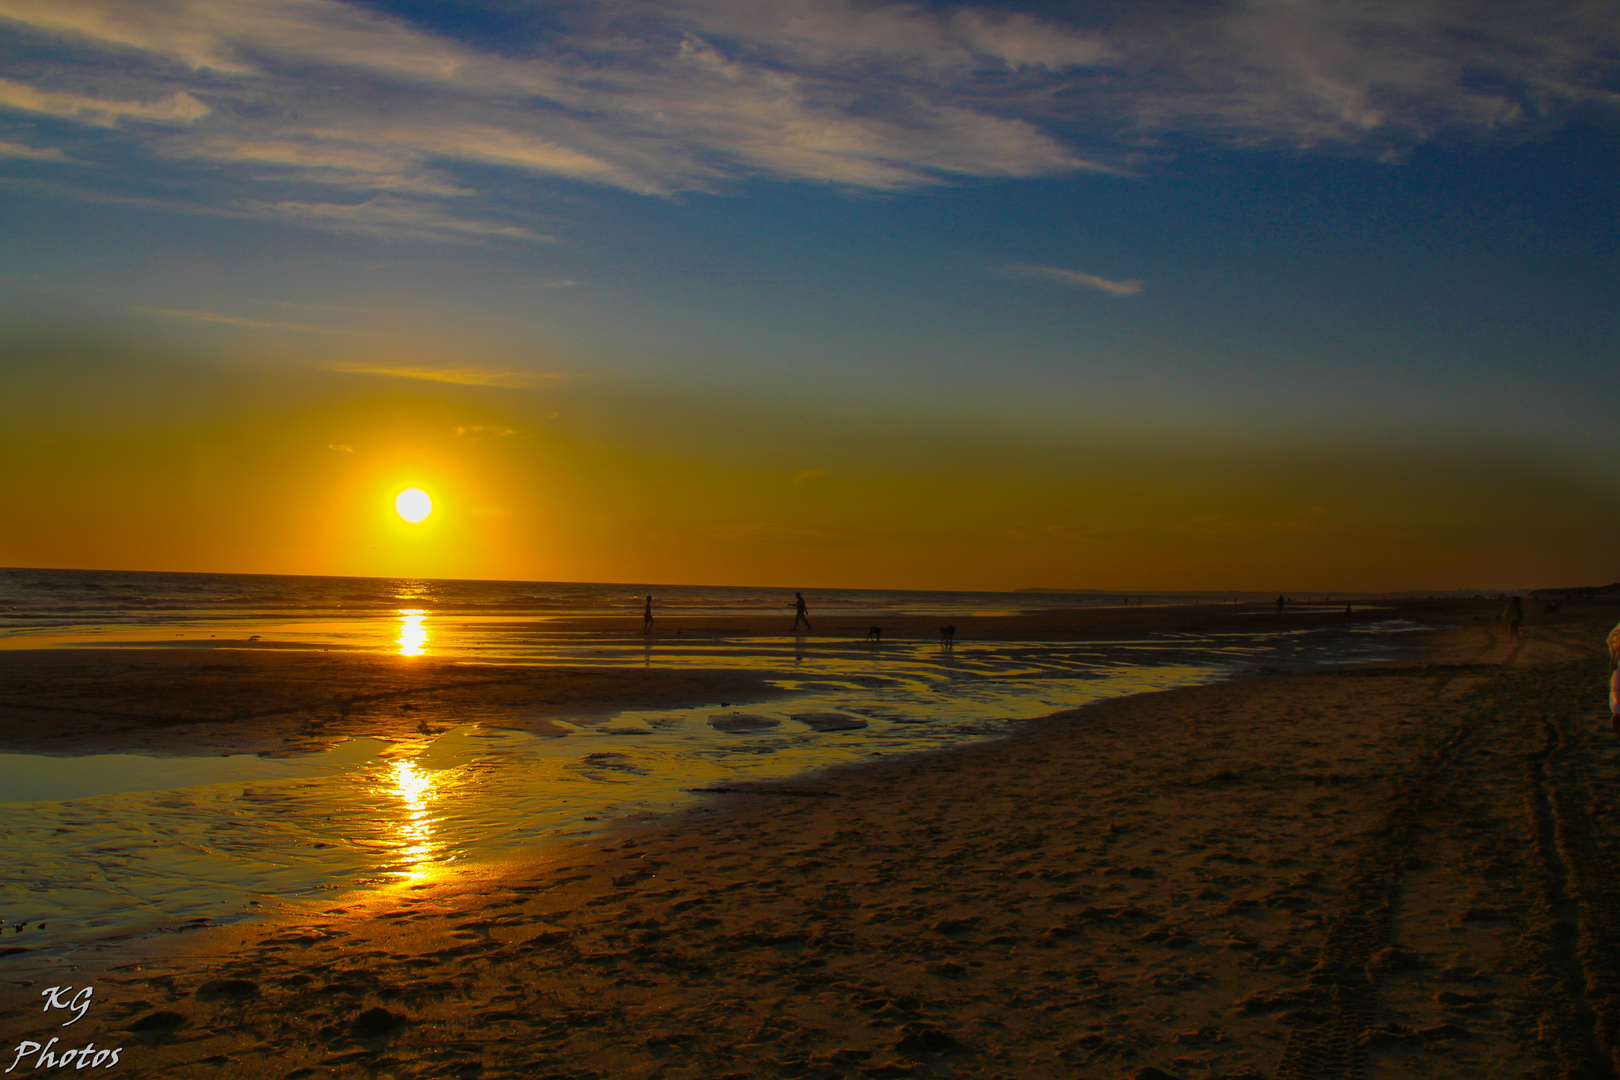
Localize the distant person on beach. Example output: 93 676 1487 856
1609 620 1620 731
1345 603 1353 617
1276 595 1286 611
643 595 654 635
793 592 812 632
1503 596 1523 640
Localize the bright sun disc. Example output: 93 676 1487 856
395 488 433 523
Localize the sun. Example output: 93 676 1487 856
395 487 433 523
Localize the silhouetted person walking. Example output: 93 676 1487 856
1276 595 1286 611
643 595 654 635
793 592 812 632
1503 596 1523 641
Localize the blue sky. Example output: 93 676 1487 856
1 0 1617 590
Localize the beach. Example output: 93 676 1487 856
3 599 1617 1079
6 2 1611 1075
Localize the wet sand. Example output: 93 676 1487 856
0 650 779 757
5 600 1620 1079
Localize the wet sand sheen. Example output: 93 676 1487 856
3 599 1618 1079
0 617 1261 957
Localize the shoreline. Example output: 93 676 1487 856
0 598 1474 759
1 595 1463 648
4 601 1617 1079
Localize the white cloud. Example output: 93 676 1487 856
0 0 1613 235
0 76 207 125
0 0 1107 202
0 0 489 79
1104 0 1620 148
1005 263 1144 297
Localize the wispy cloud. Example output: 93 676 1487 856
1004 263 1144 297
328 363 564 389
0 139 68 161
0 76 207 126
233 198 557 244
327 443 354 453
0 175 543 245
0 0 1614 236
131 306 368 333
171 136 471 196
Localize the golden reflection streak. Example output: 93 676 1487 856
389 757 437 880
397 609 428 656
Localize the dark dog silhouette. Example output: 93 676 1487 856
865 626 882 642
939 625 956 644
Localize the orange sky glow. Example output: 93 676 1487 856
1 326 1613 593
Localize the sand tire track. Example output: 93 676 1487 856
1527 663 1620 1079
1272 690 1475 1080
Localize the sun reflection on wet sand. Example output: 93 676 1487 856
0 620 1432 962
388 757 438 880
396 609 428 656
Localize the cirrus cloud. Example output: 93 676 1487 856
0 0 1614 242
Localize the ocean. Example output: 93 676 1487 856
1 566 1251 629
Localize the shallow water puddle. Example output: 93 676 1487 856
0 665 1212 954
0 738 388 803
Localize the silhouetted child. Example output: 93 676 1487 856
643 595 654 635
793 592 812 632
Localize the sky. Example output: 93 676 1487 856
0 0 1617 593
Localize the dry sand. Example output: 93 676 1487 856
4 600 1620 1080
